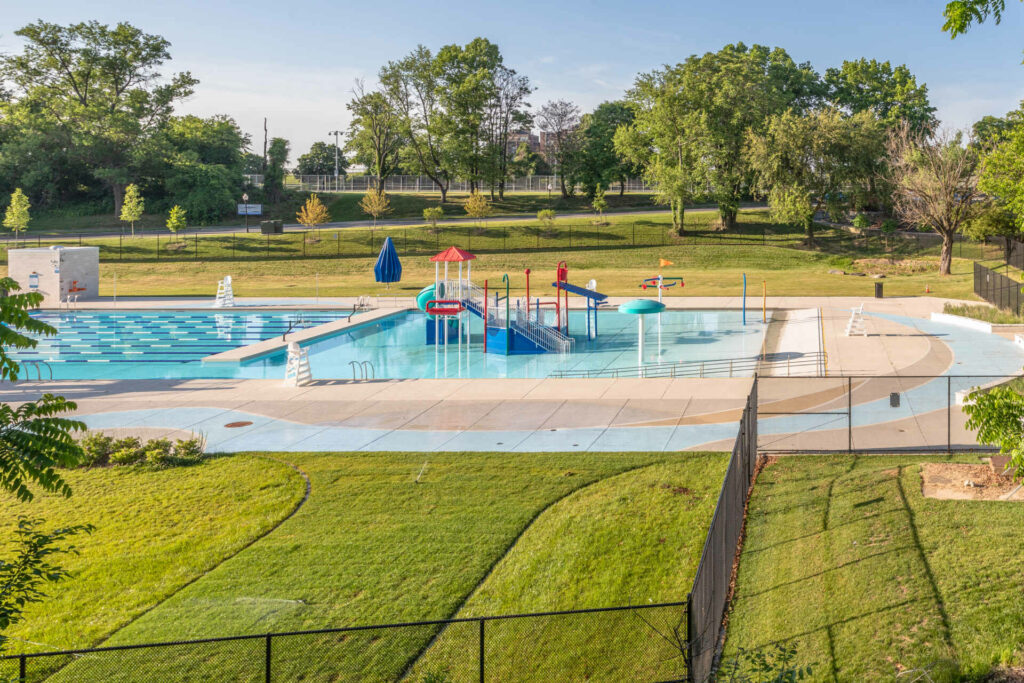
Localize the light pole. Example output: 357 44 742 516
242 192 249 233
328 130 343 190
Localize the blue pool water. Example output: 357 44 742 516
14 308 767 380
14 310 351 380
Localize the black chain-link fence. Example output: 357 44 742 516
974 261 1023 314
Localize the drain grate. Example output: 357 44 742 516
224 421 253 428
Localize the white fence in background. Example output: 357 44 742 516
242 174 652 194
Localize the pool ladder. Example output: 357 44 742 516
20 361 53 381
348 360 375 380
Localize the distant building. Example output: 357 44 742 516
507 129 541 155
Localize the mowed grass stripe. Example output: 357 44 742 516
726 455 1024 681
410 456 728 682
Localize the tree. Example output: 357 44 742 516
423 206 444 229
0 21 197 217
0 277 90 651
359 190 391 226
296 194 331 229
887 125 981 275
510 141 550 178
119 183 144 237
577 101 640 196
346 81 403 192
463 191 492 227
962 385 1024 477
616 68 701 234
943 1 1015 38
482 65 533 199
4 188 30 241
592 186 608 221
746 109 884 244
963 202 1022 262
166 205 187 238
295 141 347 177
673 43 822 229
263 138 290 204
824 59 937 133
380 45 457 201
538 100 582 198
537 209 556 228
978 117 1024 243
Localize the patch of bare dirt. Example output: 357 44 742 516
920 462 1024 501
853 258 934 275
986 666 1024 682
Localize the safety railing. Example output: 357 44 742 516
549 352 826 379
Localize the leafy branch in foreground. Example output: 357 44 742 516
963 386 1024 477
0 518 92 650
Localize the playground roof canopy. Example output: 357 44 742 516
430 246 476 263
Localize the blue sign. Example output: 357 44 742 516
237 204 263 216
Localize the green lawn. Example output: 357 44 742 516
8 451 724 682
0 455 305 656
943 302 1024 325
725 455 1024 682
5 210 998 302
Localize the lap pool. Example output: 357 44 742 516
14 308 768 380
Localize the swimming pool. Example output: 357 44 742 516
13 308 767 380
14 310 351 380
248 309 769 380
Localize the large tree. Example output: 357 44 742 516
977 117 1024 259
346 81 403 192
482 64 532 200
824 59 937 133
295 141 347 177
379 45 457 201
262 137 290 204
159 115 248 223
887 125 981 275
538 100 582 198
577 101 640 196
0 21 197 217
672 43 822 229
616 69 701 233
747 109 884 244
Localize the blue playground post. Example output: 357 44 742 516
742 273 747 326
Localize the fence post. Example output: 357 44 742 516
848 377 853 453
265 634 272 683
232 233 235 260
685 595 695 683
266 234 270 257
478 618 485 683
632 223 636 246
303 232 307 258
20 654 26 682
947 376 952 454
195 233 199 261
569 224 572 248
119 234 122 262
157 234 160 260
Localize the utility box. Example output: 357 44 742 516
260 220 284 234
8 246 99 307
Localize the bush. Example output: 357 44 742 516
880 218 898 234
79 432 114 467
852 214 870 229
826 256 854 270
173 437 206 462
109 437 144 465
537 209 555 225
143 439 175 466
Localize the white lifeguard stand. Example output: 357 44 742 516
215 276 235 308
283 342 312 386
845 304 867 337
8 246 99 307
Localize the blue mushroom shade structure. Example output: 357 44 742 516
374 236 402 287
618 299 666 370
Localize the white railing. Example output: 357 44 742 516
548 352 827 379
454 280 572 353
511 306 574 354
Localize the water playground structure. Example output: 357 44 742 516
415 247 609 356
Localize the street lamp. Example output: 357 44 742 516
328 130 343 189
242 192 249 233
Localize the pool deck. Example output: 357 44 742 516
3 295 1016 453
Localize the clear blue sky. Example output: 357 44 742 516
4 0 1024 158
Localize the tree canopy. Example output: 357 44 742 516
295 141 347 176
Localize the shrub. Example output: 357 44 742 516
826 255 854 270
852 214 870 229
422 206 444 229
880 218 898 234
79 432 114 467
537 209 555 226
173 436 206 462
143 439 175 466
110 448 144 466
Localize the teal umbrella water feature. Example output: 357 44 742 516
374 236 402 288
618 299 666 373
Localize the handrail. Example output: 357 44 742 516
19 361 52 382
348 360 375 380
549 352 826 379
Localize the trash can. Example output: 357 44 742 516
874 281 883 298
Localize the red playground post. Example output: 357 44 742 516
556 261 569 335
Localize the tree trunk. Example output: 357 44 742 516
498 179 505 201
1005 236 1014 264
939 231 953 275
619 180 625 196
672 198 686 236
804 217 815 246
111 182 126 220
376 174 386 192
718 204 738 230
560 175 569 199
